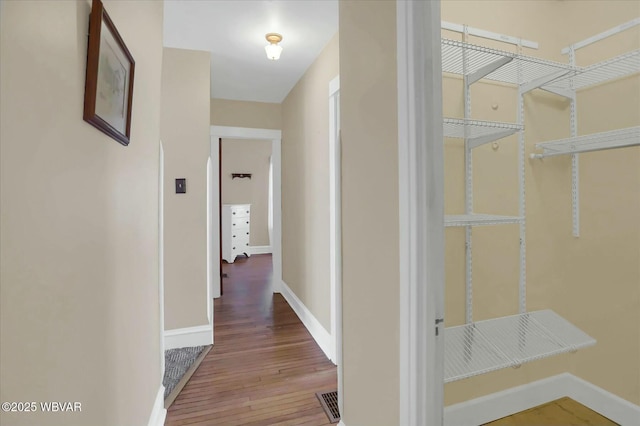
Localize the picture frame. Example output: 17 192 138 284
83 0 135 146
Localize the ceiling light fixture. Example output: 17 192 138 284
265 33 283 60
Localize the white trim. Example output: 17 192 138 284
249 245 272 255
444 373 640 426
328 74 343 413
146 385 167 426
210 126 283 296
158 142 165 378
206 156 214 319
279 280 333 362
209 139 221 299
329 75 340 96
566 374 640 425
210 125 281 140
445 374 568 425
164 324 213 350
398 1 445 425
337 421 346 426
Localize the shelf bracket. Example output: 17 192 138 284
467 56 513 86
231 173 252 179
521 69 572 95
468 129 518 149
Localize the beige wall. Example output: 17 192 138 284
222 139 272 246
339 2 400 424
442 0 640 406
161 48 211 330
0 1 163 425
281 33 339 333
211 98 281 130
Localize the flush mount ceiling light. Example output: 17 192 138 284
265 33 283 60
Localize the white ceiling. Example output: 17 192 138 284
163 0 339 104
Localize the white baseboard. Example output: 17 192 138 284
250 245 272 255
147 385 166 426
337 421 346 426
444 374 568 425
445 373 640 426
164 324 213 350
279 280 333 362
565 374 640 425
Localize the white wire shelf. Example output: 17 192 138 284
544 49 640 92
445 214 523 227
531 126 640 159
442 38 572 87
444 310 596 383
444 118 523 148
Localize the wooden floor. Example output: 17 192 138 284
484 397 619 426
165 254 337 426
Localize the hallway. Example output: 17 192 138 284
165 254 338 425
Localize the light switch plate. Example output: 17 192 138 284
175 178 186 194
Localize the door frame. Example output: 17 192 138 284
328 75 343 412
159 140 166 386
397 1 445 425
209 126 283 300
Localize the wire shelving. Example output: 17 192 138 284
444 118 522 149
532 126 640 159
445 214 523 227
445 310 596 383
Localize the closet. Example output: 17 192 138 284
442 18 639 384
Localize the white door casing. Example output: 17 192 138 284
209 126 283 300
397 1 445 425
328 75 343 411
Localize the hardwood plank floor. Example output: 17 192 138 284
165 254 338 426
484 397 619 426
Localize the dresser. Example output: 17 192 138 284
221 204 251 263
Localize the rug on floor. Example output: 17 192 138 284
163 346 207 399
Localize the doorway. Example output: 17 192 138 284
209 126 282 300
220 138 273 265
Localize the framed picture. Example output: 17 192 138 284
83 0 135 146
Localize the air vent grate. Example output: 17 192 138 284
316 390 340 423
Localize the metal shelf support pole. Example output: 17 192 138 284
463 26 473 324
569 47 580 238
517 41 527 315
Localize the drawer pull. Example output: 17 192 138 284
232 247 236 250
233 235 236 238
232 212 236 215
246 221 249 224
246 232 249 235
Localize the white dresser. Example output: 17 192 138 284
222 204 251 263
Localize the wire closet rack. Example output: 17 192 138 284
437 18 640 382
445 310 595 383
531 19 640 237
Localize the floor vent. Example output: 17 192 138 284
316 390 340 423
